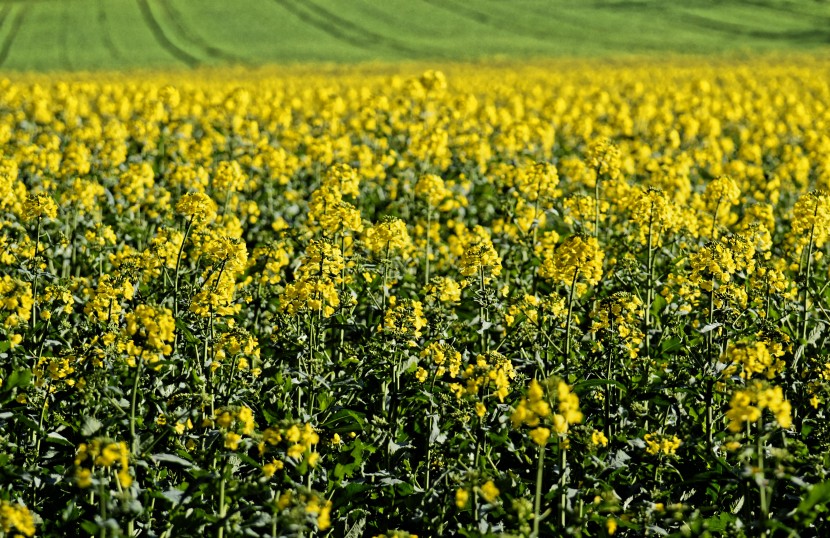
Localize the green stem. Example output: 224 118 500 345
594 173 601 239
705 277 716 452
801 221 816 343
479 267 488 354
605 351 613 442
173 217 193 352
645 204 655 361
559 443 568 527
382 241 391 312
31 216 42 331
99 479 108 538
757 418 768 538
564 269 579 377
424 207 432 286
532 443 545 538
217 463 227 538
130 356 144 455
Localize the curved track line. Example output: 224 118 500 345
59 1 73 71
158 0 252 65
270 0 378 54
0 4 27 69
0 5 12 34
416 0 554 43
98 0 123 63
301 0 442 58
672 9 825 42
135 0 199 68
470 0 670 52
271 0 443 59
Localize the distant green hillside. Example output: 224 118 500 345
0 0 827 71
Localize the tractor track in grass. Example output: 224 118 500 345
135 0 200 67
270 0 374 55
435 0 666 52
158 0 252 66
674 9 830 43
740 0 830 27
0 4 27 68
0 5 11 37
59 1 73 72
98 0 123 63
272 0 444 60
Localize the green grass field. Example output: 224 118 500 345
0 0 827 71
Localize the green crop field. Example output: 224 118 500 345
0 0 827 71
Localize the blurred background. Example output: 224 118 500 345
0 0 828 71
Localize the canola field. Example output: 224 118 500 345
1 57 830 537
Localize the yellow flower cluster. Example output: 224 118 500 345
83 275 134 323
203 235 248 274
253 241 292 285
591 429 609 447
590 292 644 358
626 187 680 245
176 191 218 226
117 163 158 211
721 339 786 380
212 160 247 194
539 235 603 288
0 157 25 215
511 378 583 444
587 137 622 181
644 432 682 456
414 173 453 210
382 298 427 340
458 226 501 279
790 190 830 248
280 240 344 318
214 405 257 451
74 439 132 489
0 275 33 330
452 350 516 408
213 328 259 365
274 490 331 531
308 164 363 236
21 192 57 221
294 240 345 283
363 217 411 255
725 381 792 433
189 234 248 318
688 234 756 291
423 276 463 304
563 194 603 234
0 501 36 537
123 304 176 368
419 342 462 379
261 423 319 466
703 176 741 216
143 228 184 279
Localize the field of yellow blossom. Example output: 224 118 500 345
1 55 830 537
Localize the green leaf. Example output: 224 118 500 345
80 521 99 534
573 378 627 396
151 453 197 469
46 432 73 446
660 337 682 353
7 369 32 389
81 416 103 437
320 408 366 432
797 480 830 516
